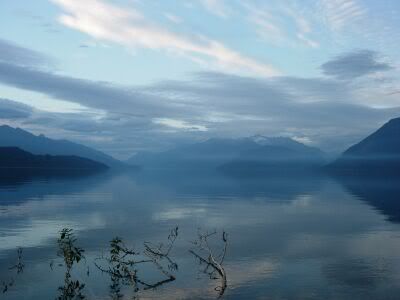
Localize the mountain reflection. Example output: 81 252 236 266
0 167 109 187
0 169 112 206
336 175 400 223
130 169 325 201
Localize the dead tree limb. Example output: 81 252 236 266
190 230 228 298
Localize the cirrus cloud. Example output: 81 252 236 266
51 0 279 77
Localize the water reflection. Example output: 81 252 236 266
0 170 400 299
336 175 400 223
0 168 109 188
131 169 325 200
0 169 112 206
1 248 24 294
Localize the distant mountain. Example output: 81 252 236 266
127 136 326 171
0 125 124 168
240 135 324 161
127 138 255 169
329 117 400 175
0 147 108 170
220 136 326 174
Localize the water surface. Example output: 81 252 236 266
1 170 400 299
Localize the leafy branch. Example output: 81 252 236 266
94 226 179 298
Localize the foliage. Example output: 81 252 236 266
1 227 229 299
94 227 179 298
56 228 86 300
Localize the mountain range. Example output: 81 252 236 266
0 125 124 168
127 135 326 171
1 116 399 175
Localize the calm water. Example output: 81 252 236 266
1 169 400 299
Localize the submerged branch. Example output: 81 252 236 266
190 230 228 298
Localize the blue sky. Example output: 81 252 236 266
0 0 400 158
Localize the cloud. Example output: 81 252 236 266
0 38 53 68
0 98 33 119
318 0 366 32
51 0 279 77
0 61 171 117
0 43 398 156
242 2 319 48
283 5 320 48
153 118 207 132
200 0 231 18
135 71 400 152
321 50 393 79
163 13 183 24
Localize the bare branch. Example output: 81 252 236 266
190 230 228 298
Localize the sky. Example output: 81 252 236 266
0 0 400 159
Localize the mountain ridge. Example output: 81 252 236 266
0 147 108 170
343 117 400 158
128 136 326 170
0 125 125 168
329 117 400 175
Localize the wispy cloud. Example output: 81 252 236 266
243 2 319 48
199 0 231 18
163 13 183 24
51 0 279 77
318 0 366 32
284 6 320 48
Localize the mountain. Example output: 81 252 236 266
329 117 400 175
0 147 108 170
240 135 324 161
127 138 256 169
0 125 124 168
220 136 326 175
343 117 400 157
127 136 326 171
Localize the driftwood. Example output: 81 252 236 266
190 230 228 298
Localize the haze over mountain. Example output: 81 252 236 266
330 117 400 175
128 135 326 170
0 125 124 168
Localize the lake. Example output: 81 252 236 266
1 169 400 299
